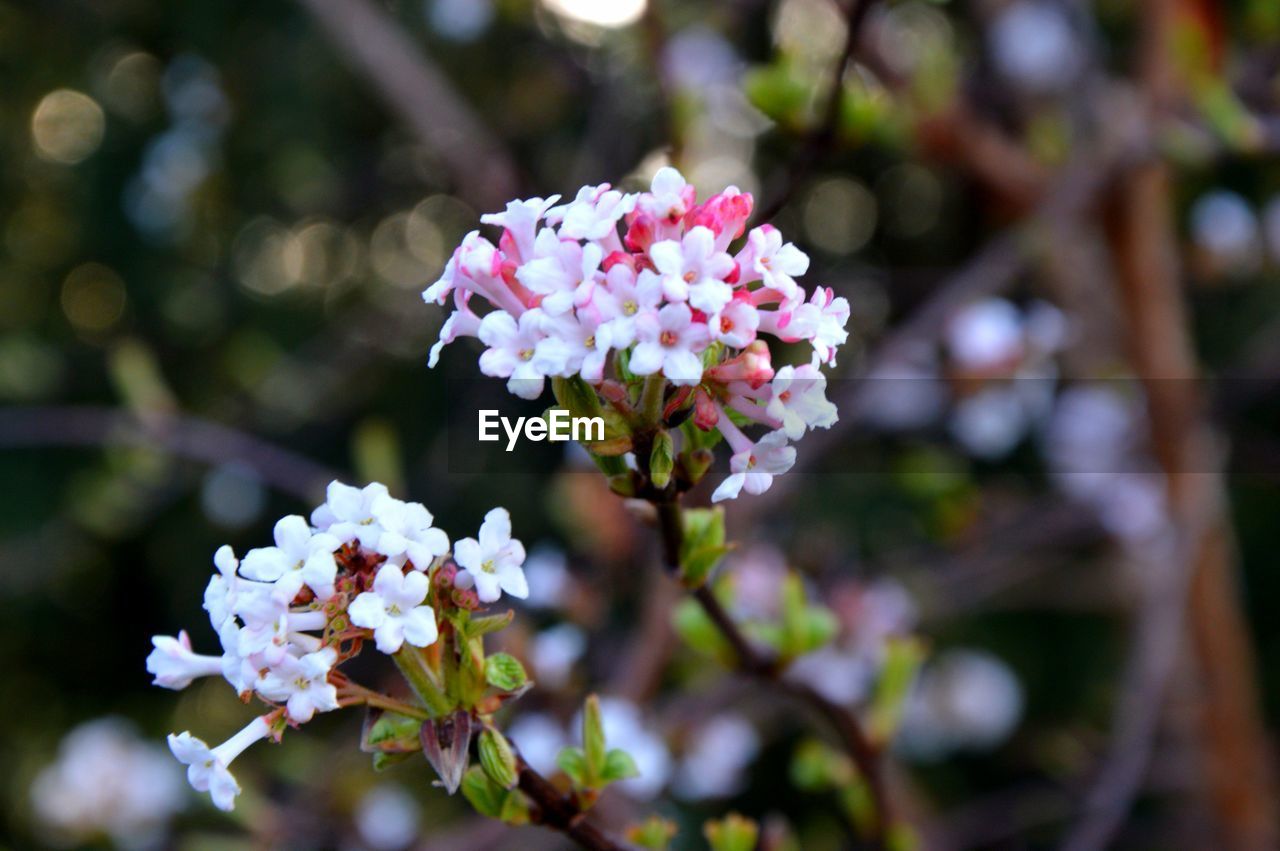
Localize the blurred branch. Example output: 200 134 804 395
0 405 337 503
294 0 519 208
1063 0 1279 844
754 0 879 223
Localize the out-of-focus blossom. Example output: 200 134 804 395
31 719 186 849
520 545 572 610
1042 385 1170 544
789 579 919 705
426 0 493 42
1190 190 1261 276
354 784 421 850
674 715 760 800
530 622 587 689
506 713 569 777
989 2 1082 94
898 649 1024 760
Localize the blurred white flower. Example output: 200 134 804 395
426 0 492 42
946 298 1024 371
354 784 421 850
521 545 571 610
1190 190 1261 275
899 649 1024 761
506 713 568 777
990 2 1082 94
530 623 587 689
32 718 186 849
674 715 760 800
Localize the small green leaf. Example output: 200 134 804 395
371 750 413 772
673 597 733 664
649 430 675 489
461 765 505 818
484 652 528 692
464 610 514 639
478 729 519 790
556 745 589 787
360 710 422 754
704 813 760 851
627 815 678 850
601 748 639 782
679 507 727 587
582 694 607 779
868 637 925 745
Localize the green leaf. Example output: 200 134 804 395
679 417 723 453
582 694 607 779
868 638 925 745
360 710 422 754
601 748 639 782
649 430 675 489
556 745 589 787
372 750 413 772
462 765 506 818
464 610 514 639
789 738 853 791
778 573 839 659
462 765 529 824
484 652 528 692
673 597 733 664
679 506 727 587
478 729 518 790
551 375 604 420
704 813 760 851
627 815 678 850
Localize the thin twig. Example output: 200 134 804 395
293 0 519 208
0 404 337 503
515 759 639 851
753 0 878 224
650 497 891 849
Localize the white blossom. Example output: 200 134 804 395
348 564 440 654
453 507 529 603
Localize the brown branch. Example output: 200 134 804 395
0 404 337 503
753 0 879 224
515 759 639 851
1063 0 1278 845
293 0 519 209
650 497 892 849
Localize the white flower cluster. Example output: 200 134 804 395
424 167 847 501
146 480 527 811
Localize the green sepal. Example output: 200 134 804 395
627 815 679 850
478 728 519 790
484 652 528 693
601 748 639 782
360 709 422 755
649 430 675 489
461 765 530 824
868 637 925 745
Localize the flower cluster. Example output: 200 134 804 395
423 167 846 501
146 480 528 810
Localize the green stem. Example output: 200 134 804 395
393 646 452 716
639 373 667 426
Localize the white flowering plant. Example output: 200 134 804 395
424 167 844 505
149 171 920 851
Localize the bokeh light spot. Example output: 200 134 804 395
32 89 105 164
803 178 877 255
60 263 127 332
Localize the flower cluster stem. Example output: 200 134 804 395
392 646 452 717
